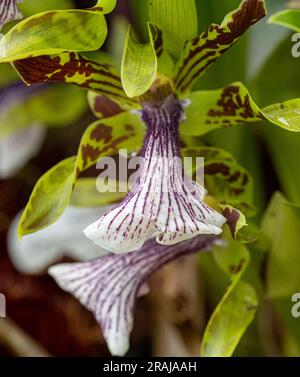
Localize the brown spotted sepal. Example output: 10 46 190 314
13 52 137 109
173 0 267 93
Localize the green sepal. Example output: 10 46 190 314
0 5 110 63
121 25 157 98
173 0 267 93
181 82 300 136
181 146 253 203
13 52 137 109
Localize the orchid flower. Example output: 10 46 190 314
8 206 109 274
49 233 222 356
5 0 299 250
84 91 226 252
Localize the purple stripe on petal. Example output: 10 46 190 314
84 93 226 253
0 0 23 29
49 234 222 356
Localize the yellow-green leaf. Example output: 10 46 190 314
121 25 157 98
201 281 258 357
201 240 258 357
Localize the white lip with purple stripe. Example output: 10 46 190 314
84 94 226 253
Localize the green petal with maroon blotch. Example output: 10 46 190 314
121 25 157 98
173 0 267 93
87 91 139 120
18 111 145 238
181 82 300 136
219 201 260 244
220 200 257 219
219 204 247 239
181 146 253 203
268 9 300 33
148 0 198 58
13 52 137 109
0 1 114 63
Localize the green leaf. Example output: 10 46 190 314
173 0 267 93
262 192 300 298
269 9 300 32
181 82 300 136
70 178 125 207
18 112 145 237
201 240 257 357
0 5 110 63
148 0 198 57
13 52 137 109
181 146 253 203
0 85 86 139
219 204 247 239
201 281 258 357
121 25 157 98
